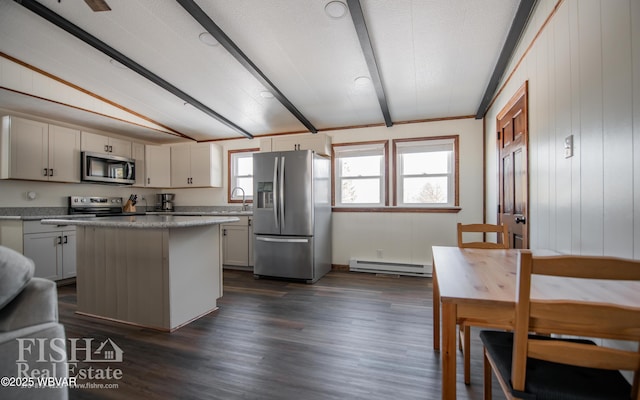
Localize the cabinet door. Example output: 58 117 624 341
23 232 60 280
108 137 132 158
222 224 249 266
170 144 191 187
48 124 81 182
61 230 76 278
81 131 110 154
271 133 331 156
271 136 299 152
81 132 131 157
132 143 146 187
4 117 48 180
145 145 171 187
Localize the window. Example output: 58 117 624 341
228 149 258 203
333 141 388 207
393 136 458 207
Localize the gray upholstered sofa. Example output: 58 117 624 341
0 245 68 400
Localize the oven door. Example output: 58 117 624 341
82 152 135 185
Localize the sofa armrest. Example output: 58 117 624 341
0 278 58 333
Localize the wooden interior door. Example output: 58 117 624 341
497 83 529 249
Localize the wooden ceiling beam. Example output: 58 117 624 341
475 0 539 119
346 0 392 128
176 0 318 134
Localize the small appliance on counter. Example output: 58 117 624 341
155 193 175 212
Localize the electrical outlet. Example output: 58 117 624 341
376 249 383 259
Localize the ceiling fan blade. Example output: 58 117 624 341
84 0 111 12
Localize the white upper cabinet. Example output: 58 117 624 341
0 116 80 183
81 131 132 158
170 142 221 188
261 133 331 156
145 145 171 188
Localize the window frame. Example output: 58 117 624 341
332 140 389 209
392 135 459 208
227 148 259 204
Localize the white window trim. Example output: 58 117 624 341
394 137 458 208
333 142 387 207
229 150 256 201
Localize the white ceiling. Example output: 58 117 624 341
0 0 521 143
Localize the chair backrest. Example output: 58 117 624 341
457 223 509 249
511 250 640 398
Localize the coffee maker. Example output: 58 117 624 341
155 193 175 212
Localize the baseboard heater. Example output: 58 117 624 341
349 259 432 277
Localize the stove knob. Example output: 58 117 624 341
81 198 87 203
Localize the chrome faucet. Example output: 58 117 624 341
231 187 247 211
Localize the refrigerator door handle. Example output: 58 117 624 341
256 237 309 244
279 156 285 229
273 156 279 230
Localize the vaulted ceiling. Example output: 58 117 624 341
0 0 533 143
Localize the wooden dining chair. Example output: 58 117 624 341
456 222 509 384
457 222 509 249
480 250 640 400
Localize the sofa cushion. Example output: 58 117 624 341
0 246 35 310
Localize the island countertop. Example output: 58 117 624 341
41 215 240 229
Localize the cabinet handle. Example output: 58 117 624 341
104 145 109 152
108 145 113 152
147 177 150 184
56 236 62 245
223 229 227 236
49 168 54 177
63 235 68 244
43 168 48 176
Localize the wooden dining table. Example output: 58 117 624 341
431 245 640 400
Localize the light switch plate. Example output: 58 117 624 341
564 135 573 158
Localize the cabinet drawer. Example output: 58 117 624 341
23 220 76 234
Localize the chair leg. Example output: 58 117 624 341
464 325 471 385
458 325 463 351
483 348 492 400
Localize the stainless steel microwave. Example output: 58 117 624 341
81 151 135 185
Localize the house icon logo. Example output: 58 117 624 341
90 338 124 363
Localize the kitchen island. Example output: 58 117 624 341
42 215 239 331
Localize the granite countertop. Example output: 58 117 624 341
41 215 240 229
0 214 97 221
146 211 253 216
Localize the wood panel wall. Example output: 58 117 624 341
485 0 640 259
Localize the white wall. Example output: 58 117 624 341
327 119 484 266
121 117 485 266
0 179 157 209
485 0 640 259
0 117 483 264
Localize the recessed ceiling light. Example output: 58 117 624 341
198 32 219 47
354 76 371 87
325 1 347 19
260 90 275 99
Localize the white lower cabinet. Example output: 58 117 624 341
23 222 76 280
222 216 253 270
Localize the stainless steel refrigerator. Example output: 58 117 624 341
253 150 331 283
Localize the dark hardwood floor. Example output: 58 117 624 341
57 270 505 400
